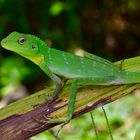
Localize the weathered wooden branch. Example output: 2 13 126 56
0 56 140 140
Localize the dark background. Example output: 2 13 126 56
0 1 140 139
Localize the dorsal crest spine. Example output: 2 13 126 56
29 34 48 48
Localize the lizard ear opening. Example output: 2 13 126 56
18 37 26 45
31 44 38 51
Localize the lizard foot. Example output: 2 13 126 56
48 117 71 137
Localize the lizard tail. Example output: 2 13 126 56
120 71 140 84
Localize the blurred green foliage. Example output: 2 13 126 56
0 57 30 96
0 0 140 139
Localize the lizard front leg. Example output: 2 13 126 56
48 74 63 102
40 64 63 103
48 76 115 124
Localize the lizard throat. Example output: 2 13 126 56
20 54 44 65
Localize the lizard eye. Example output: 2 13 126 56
18 37 26 45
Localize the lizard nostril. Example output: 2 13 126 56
1 40 7 46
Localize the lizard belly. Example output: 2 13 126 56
48 65 86 78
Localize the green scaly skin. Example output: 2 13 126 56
1 32 140 124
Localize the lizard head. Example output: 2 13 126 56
1 32 45 65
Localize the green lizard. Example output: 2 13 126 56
1 32 140 125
